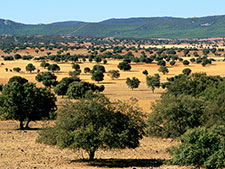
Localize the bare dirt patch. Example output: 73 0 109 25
0 120 192 169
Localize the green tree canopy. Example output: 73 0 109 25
91 71 104 83
26 63 36 73
146 74 160 93
158 66 169 75
92 65 106 73
118 62 131 71
37 96 145 160
182 68 192 76
72 63 80 71
69 70 81 77
66 81 104 99
126 77 140 90
162 73 224 97
35 72 57 88
8 76 28 85
142 70 148 76
183 60 190 66
84 67 91 74
0 77 57 129
146 94 205 138
107 70 120 80
167 126 225 169
40 61 50 69
54 77 80 97
48 64 60 73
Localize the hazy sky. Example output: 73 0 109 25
1 0 225 24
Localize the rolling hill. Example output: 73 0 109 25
1 15 225 39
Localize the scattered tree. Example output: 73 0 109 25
107 70 120 80
126 77 140 90
37 96 145 160
66 81 104 99
84 67 91 74
183 60 190 66
118 62 131 71
142 70 148 76
40 61 50 69
72 63 80 71
182 68 192 76
26 63 36 73
13 67 21 73
48 64 60 73
158 66 169 75
91 71 104 83
146 74 160 93
0 77 57 129
35 72 57 88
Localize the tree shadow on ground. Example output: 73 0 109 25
71 158 164 168
15 127 42 131
100 82 116 84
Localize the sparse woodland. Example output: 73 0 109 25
0 36 225 168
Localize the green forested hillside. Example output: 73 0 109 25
1 15 225 38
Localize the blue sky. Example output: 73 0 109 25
1 0 225 24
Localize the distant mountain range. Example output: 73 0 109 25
1 15 225 39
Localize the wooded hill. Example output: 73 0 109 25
1 15 225 39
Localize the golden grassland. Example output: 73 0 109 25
1 50 225 112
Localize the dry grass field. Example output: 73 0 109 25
0 120 192 169
0 48 225 168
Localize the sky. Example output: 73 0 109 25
1 0 225 24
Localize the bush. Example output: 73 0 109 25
167 127 225 169
146 94 205 138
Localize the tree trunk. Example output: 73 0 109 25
19 120 24 130
89 150 95 161
25 120 31 129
